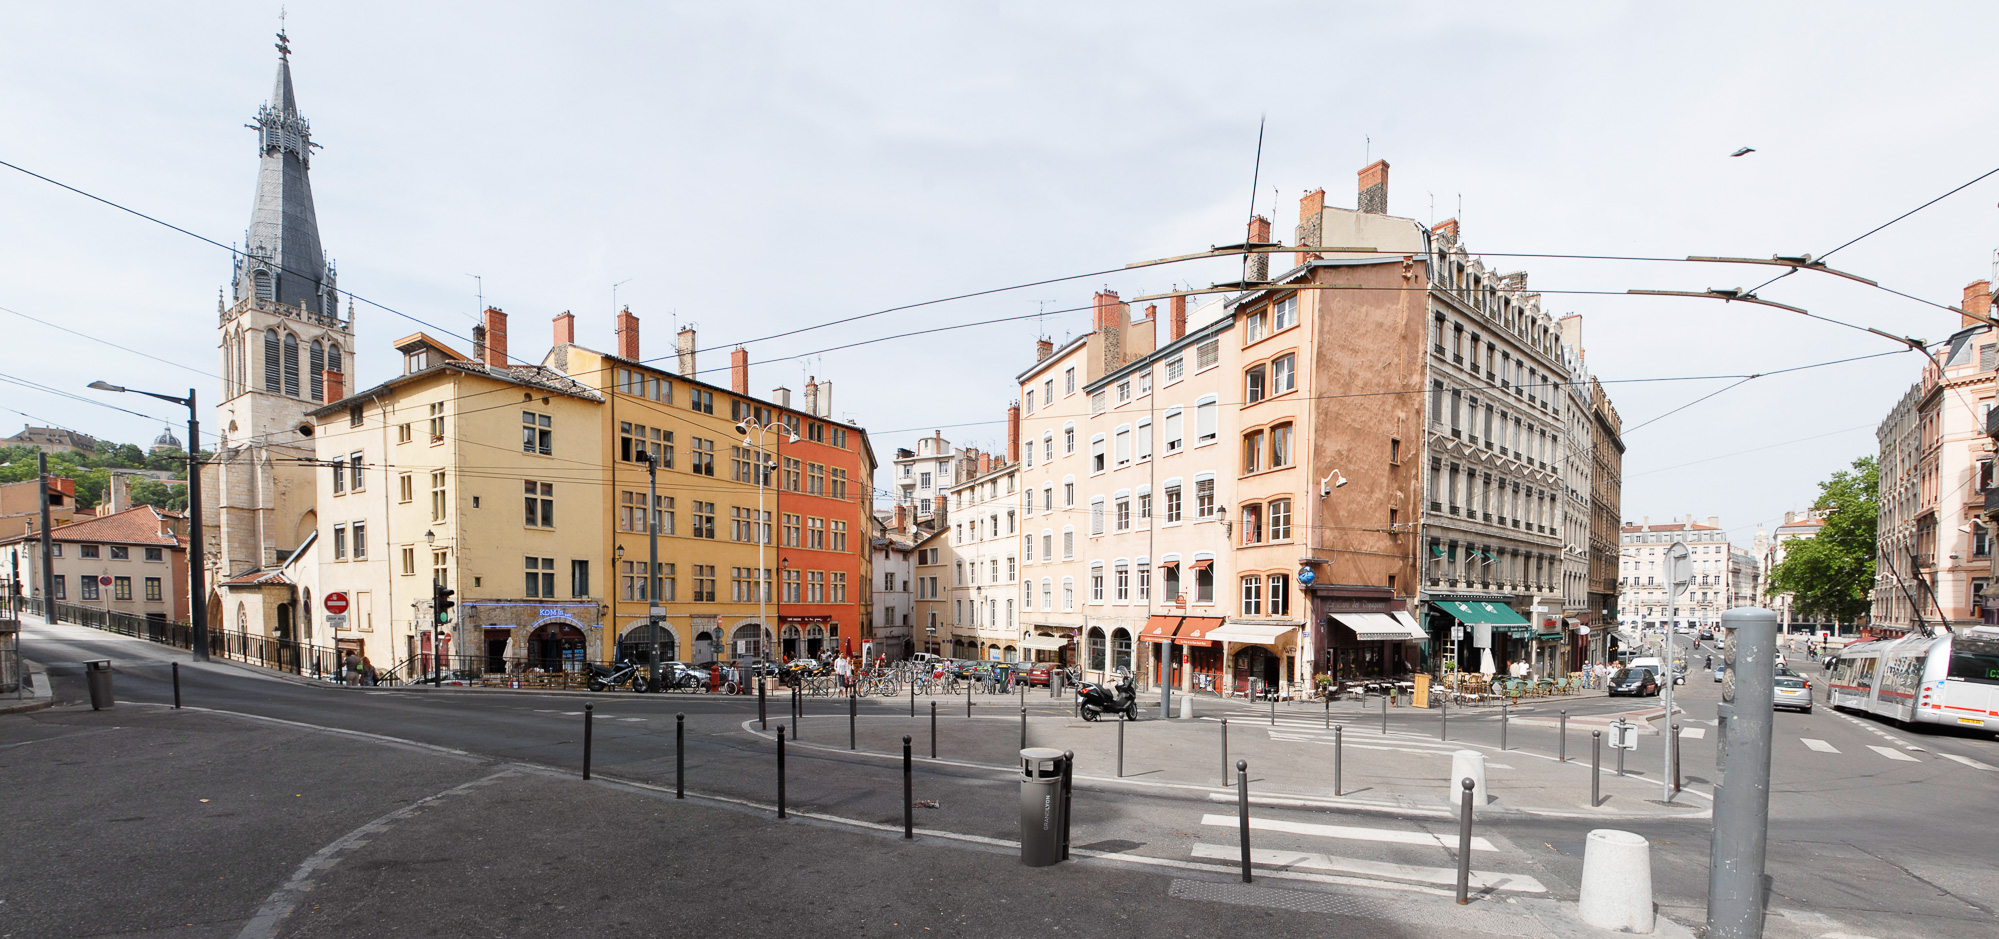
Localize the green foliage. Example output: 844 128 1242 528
1766 456 1878 624
0 440 204 511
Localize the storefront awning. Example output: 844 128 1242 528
1141 615 1182 642
1205 621 1298 645
1172 616 1222 647
1332 612 1422 642
1435 599 1531 633
1020 634 1069 651
1390 611 1427 642
1533 632 1565 642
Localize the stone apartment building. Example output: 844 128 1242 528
1586 376 1625 654
0 506 190 625
1618 516 1760 633
946 439 1025 661
893 432 969 525
1874 281 1996 635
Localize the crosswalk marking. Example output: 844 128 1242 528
1189 843 1547 893
1200 814 1497 852
1939 753 1999 771
1866 745 1919 762
1802 738 1839 753
1679 727 1707 739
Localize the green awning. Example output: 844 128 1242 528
1533 632 1565 642
1435 600 1530 629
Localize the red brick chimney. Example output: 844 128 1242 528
730 346 749 394
979 452 992 476
1964 280 1992 331
1294 188 1326 268
1006 403 1021 463
1036 338 1054 361
1246 216 1271 282
932 494 948 525
481 307 508 367
322 369 344 402
1170 295 1187 340
615 307 639 360
552 311 575 346
1357 160 1389 214
1091 290 1122 332
1431 218 1459 247
894 503 907 531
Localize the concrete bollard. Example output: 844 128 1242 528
1578 829 1655 933
1179 694 1193 720
1449 749 1488 812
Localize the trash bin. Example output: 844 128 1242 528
85 659 114 710
1019 747 1067 866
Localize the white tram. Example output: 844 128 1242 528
1824 626 1999 731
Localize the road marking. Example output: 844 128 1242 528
1939 753 1999 771
1199 814 1497 852
1866 745 1919 762
616 717 647 722
1801 738 1839 753
1189 843 1546 893
1679 727 1706 739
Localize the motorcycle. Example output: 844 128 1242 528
586 657 647 693
1076 671 1137 722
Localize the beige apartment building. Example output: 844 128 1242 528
0 506 190 624
946 446 1024 661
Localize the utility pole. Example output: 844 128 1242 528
1662 539 1690 803
1708 607 1777 938
38 452 55 625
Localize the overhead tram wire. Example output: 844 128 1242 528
0 301 218 379
1741 161 1999 297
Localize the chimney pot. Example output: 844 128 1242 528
1963 280 1992 331
894 503 907 531
1294 188 1326 268
1036 338 1054 361
615 307 640 360
1006 403 1021 463
676 326 696 378
1170 295 1187 340
772 386 791 408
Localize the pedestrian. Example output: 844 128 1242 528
1704 653 1713 671
362 656 377 686
343 650 361 687
834 651 853 695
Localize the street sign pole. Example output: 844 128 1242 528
1708 607 1777 939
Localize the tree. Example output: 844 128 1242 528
127 477 189 512
1766 456 1878 625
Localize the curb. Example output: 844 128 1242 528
1 663 54 715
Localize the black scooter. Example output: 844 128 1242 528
1076 673 1137 722
587 657 647 692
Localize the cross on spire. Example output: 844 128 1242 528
276 7 290 59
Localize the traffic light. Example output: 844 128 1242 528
434 583 456 625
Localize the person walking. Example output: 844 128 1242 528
343 650 362 687
362 656 378 687
834 651 853 696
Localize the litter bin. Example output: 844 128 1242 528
1019 747 1067 866
85 659 114 710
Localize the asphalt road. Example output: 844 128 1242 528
16 624 1999 938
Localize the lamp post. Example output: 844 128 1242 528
637 450 666 691
88 382 207 661
738 417 797 666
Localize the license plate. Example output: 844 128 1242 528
1959 717 1985 725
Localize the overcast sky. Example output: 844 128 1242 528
4 2 1995 543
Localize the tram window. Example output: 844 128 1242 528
1855 658 1877 690
1948 642 1999 685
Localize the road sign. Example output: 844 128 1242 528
1609 719 1639 750
325 613 348 630
323 592 349 614
98 575 113 586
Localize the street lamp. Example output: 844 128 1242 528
637 449 665 690
738 417 797 666
89 381 207 661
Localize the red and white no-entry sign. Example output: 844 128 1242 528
323 592 350 614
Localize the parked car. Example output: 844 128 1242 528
1607 666 1661 697
1773 674 1813 713
1021 662 1056 687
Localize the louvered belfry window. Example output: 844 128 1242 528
264 328 282 391
282 332 300 397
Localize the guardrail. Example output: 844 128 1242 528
15 596 351 682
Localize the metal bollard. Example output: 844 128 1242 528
850 693 857 751
675 712 686 799
1333 724 1344 796
1324 694 1330 730
1117 718 1125 778
1270 696 1276 726
931 701 937 759
1616 736 1626 777
172 662 181 709
1060 749 1075 861
1440 694 1448 741
1236 759 1252 882
902 734 913 839
1020 706 1028 749
910 678 916 717
1501 703 1509 751
1672 722 1682 793
1382 692 1389 734
1221 718 1230 786
968 691 973 720
582 703 594 780
777 724 788 819
1592 730 1602 806
1455 777 1475 904
794 686 802 741
1559 710 1568 763
759 677 767 729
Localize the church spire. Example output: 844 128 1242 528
232 29 336 321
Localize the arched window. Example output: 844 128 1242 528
264 328 281 391
1111 627 1133 672
322 287 338 319
253 269 274 300
309 340 325 401
282 332 300 397
1087 627 1106 671
327 342 343 375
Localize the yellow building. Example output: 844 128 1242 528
307 319 607 677
551 310 876 667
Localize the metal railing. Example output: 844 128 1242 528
17 596 351 683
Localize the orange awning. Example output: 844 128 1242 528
1172 616 1224 647
1160 559 1180 570
1190 558 1214 571
1141 615 1184 641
